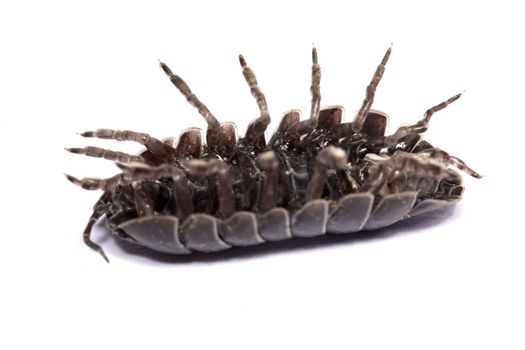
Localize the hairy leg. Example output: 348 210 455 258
81 129 175 162
287 48 322 138
239 54 271 142
352 46 392 133
65 163 181 191
66 146 144 163
384 93 462 146
418 148 482 178
159 60 221 147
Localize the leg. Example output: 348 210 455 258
171 170 194 221
239 55 271 141
422 92 463 124
65 163 183 191
286 48 322 138
359 163 391 194
305 146 347 201
81 129 176 162
309 47 321 128
68 162 197 221
360 152 444 194
216 163 235 218
256 151 280 212
352 46 392 133
159 60 221 147
183 159 234 218
66 146 144 163
83 192 112 263
418 148 482 178
384 93 462 146
65 173 124 191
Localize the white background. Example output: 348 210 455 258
1 1 523 349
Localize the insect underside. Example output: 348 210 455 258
66 47 481 262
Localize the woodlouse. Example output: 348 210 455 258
65 47 481 262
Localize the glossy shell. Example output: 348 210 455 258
111 191 458 254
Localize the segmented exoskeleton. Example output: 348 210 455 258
66 47 481 262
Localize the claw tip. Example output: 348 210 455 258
382 46 392 64
238 54 246 67
65 147 80 154
159 60 171 75
100 251 110 263
64 173 78 184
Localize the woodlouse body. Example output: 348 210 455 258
66 47 480 262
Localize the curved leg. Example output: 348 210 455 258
360 151 457 195
359 163 391 195
384 93 462 146
83 192 112 263
305 146 347 201
65 163 183 191
184 159 235 218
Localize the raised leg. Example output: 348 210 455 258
286 47 322 138
66 146 144 163
81 129 175 162
423 92 463 124
239 54 271 142
83 192 111 263
159 60 222 147
310 47 321 128
352 46 392 133
384 93 462 146
305 146 347 201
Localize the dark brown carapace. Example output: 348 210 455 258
66 47 481 262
